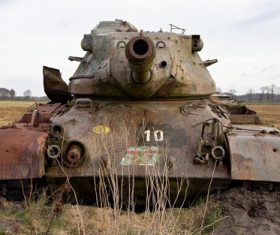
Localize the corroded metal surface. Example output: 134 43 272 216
19 103 63 125
47 99 230 180
0 103 62 180
69 20 215 97
43 66 71 103
229 114 261 124
228 125 280 181
0 126 46 180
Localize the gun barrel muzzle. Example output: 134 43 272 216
125 36 155 83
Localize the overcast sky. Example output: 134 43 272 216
0 0 279 96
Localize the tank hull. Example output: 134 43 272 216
47 99 230 180
1 100 280 205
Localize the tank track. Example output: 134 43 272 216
0 179 45 201
1 179 279 204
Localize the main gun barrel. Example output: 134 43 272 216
125 35 155 83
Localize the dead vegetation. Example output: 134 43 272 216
0 101 280 234
0 191 228 234
1 187 279 235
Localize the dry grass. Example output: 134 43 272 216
0 194 225 234
247 104 280 129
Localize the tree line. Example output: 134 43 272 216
1 84 280 102
218 84 280 103
0 88 32 99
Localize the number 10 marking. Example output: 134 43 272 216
144 130 164 142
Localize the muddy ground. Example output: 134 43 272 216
214 188 280 235
0 187 279 234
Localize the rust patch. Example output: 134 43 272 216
231 154 255 180
0 128 47 180
19 103 63 125
228 128 280 182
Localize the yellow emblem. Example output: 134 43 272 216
93 125 110 134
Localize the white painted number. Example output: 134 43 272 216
144 130 151 142
154 130 164 141
144 129 164 142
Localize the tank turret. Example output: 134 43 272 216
69 20 216 98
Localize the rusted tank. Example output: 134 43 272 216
1 20 280 206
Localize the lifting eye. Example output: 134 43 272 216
47 145 61 159
156 41 166 48
117 41 126 49
211 146 225 160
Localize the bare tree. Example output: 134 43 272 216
260 86 266 102
263 86 270 102
269 84 276 102
23 89 32 99
246 89 254 101
10 89 15 99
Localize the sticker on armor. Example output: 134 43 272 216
121 146 159 166
93 125 110 134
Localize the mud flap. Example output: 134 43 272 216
0 127 46 180
228 127 280 182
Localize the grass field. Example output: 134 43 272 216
0 100 36 126
1 100 280 128
248 104 280 128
